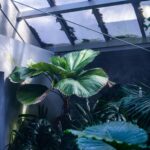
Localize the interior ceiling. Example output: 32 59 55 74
14 0 150 47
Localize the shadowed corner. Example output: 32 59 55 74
0 72 5 149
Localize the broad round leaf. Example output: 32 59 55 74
9 67 40 83
83 121 148 145
77 137 115 150
50 49 100 77
30 62 68 77
51 56 68 70
63 49 100 72
17 84 48 105
67 122 148 150
55 68 108 98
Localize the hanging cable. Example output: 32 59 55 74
13 0 150 52
0 3 24 42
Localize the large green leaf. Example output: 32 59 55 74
67 121 148 150
51 56 68 70
30 62 68 77
55 68 108 97
83 121 148 145
50 49 100 76
77 137 115 150
9 67 41 83
63 49 100 72
17 84 49 105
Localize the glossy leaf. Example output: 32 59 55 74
9 67 41 83
77 137 115 150
50 49 100 75
63 49 100 72
83 121 148 144
55 68 108 97
67 121 148 149
51 56 68 70
29 62 67 76
17 84 48 105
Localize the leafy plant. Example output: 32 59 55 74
73 99 125 129
8 106 61 150
66 121 148 150
144 17 150 31
120 84 150 131
9 49 108 105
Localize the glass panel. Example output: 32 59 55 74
14 0 50 12
56 0 87 5
62 10 105 44
99 4 142 38
26 16 70 45
141 1 150 37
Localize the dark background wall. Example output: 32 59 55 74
0 72 5 149
88 48 150 85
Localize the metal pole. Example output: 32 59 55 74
0 3 25 42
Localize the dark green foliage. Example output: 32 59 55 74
120 85 150 131
144 17 150 30
74 98 125 129
16 84 48 105
69 85 123 130
8 107 61 150
98 103 126 122
61 134 78 150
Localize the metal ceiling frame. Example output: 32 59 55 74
17 0 150 19
47 0 77 45
131 0 146 38
92 8 110 41
52 37 150 53
14 0 150 52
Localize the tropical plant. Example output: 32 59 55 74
73 99 101 128
8 106 61 150
73 99 125 129
66 121 149 150
9 50 108 130
144 17 150 31
120 84 150 131
9 49 108 105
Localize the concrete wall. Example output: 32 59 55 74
0 1 63 148
0 0 40 46
0 34 63 149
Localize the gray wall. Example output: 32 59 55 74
0 34 63 149
0 0 40 46
88 49 150 85
0 1 63 148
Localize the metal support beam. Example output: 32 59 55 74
17 0 150 20
47 0 77 45
47 0 56 7
131 0 146 38
17 0 129 20
48 37 150 53
92 9 110 41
